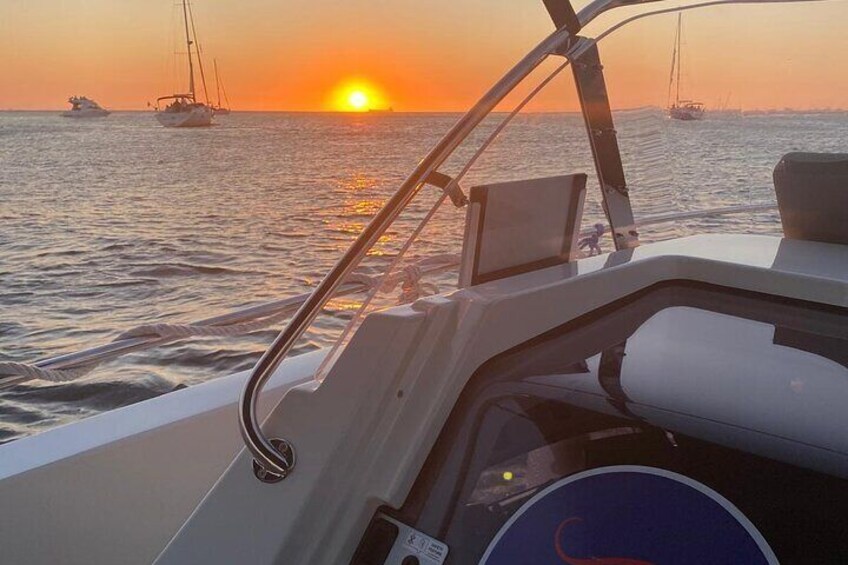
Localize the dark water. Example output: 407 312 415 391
1 110 845 441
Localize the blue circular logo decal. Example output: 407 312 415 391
480 466 777 565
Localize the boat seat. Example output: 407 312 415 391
773 152 848 245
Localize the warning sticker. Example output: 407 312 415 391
402 529 448 564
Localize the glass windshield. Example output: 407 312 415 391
314 0 848 381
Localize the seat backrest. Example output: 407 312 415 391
773 152 848 245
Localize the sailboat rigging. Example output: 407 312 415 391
667 13 705 121
154 0 214 127
212 59 232 115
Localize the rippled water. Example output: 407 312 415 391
1 110 846 441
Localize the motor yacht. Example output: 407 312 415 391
1 0 846 563
61 96 110 118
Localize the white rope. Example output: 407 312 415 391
380 254 459 303
0 361 96 384
117 272 375 340
381 264 439 303
0 273 377 384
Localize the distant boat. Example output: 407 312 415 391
368 107 394 114
667 13 704 121
211 59 231 116
154 0 213 127
62 96 109 118
670 101 705 121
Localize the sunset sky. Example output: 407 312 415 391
1 0 846 112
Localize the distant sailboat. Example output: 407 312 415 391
154 0 213 127
667 13 705 121
212 59 231 116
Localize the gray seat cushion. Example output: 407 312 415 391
773 152 848 245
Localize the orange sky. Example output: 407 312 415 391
1 0 846 112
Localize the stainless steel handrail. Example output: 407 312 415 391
636 203 777 227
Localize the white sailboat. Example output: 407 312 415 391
211 59 231 115
61 96 109 118
668 13 705 120
155 0 213 128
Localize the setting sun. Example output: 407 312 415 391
329 79 389 112
348 91 368 110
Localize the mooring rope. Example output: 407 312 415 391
115 273 377 342
0 362 97 383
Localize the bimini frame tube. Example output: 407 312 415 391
239 0 825 478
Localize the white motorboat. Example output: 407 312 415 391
61 96 110 118
1 0 846 563
154 0 213 127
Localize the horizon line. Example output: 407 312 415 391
3 106 848 114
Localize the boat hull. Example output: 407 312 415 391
62 109 110 118
0 350 322 565
155 105 214 127
156 235 848 564
670 106 705 121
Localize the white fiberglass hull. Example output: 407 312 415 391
155 106 214 128
0 350 322 565
62 109 110 118
670 106 705 121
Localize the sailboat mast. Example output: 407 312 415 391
181 0 195 100
187 0 210 105
215 59 222 108
676 13 682 105
667 14 679 108
222 79 231 109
